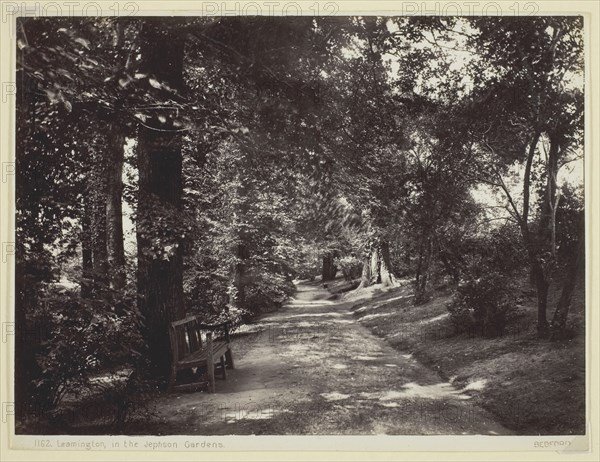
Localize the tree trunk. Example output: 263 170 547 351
232 243 249 308
230 168 251 308
415 235 433 304
531 132 562 337
532 261 550 337
357 240 396 290
322 252 337 281
137 22 186 380
519 130 554 337
106 128 127 293
137 127 185 379
81 199 93 298
551 215 584 338
358 254 372 289
546 133 561 259
522 130 542 233
379 241 396 287
91 185 109 298
439 252 460 287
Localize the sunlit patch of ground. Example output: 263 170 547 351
354 294 413 313
320 392 351 401
420 313 450 325
358 383 471 401
359 312 397 321
332 363 347 369
273 311 347 320
287 299 336 306
350 355 383 361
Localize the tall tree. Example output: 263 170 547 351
106 131 127 292
136 19 186 379
468 16 584 336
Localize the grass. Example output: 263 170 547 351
341 275 586 435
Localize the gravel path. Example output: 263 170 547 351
153 281 511 435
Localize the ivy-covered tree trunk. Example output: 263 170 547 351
137 131 185 379
106 128 127 293
137 22 186 380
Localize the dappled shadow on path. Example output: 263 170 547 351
148 282 510 435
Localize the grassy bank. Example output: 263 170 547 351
330 277 586 435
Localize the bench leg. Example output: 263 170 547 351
225 348 234 369
168 366 177 393
207 362 215 393
206 333 215 393
220 356 227 380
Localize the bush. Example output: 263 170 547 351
294 257 319 281
448 272 519 337
91 368 158 434
30 288 145 414
244 271 295 317
334 255 363 281
447 225 525 337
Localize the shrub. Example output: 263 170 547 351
244 271 295 317
334 255 363 281
91 368 158 434
448 272 519 337
447 225 525 337
31 288 145 414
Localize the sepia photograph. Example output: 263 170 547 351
2 3 594 454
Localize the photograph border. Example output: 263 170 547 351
1 1 598 460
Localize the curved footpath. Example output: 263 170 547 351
153 281 511 435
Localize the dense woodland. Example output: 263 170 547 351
15 16 584 429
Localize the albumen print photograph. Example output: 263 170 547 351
13 13 585 437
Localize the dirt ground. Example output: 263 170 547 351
143 280 512 435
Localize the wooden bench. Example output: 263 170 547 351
168 315 234 393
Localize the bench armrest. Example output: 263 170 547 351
197 321 229 330
197 321 231 342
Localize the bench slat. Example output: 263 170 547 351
171 315 198 328
177 341 229 366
